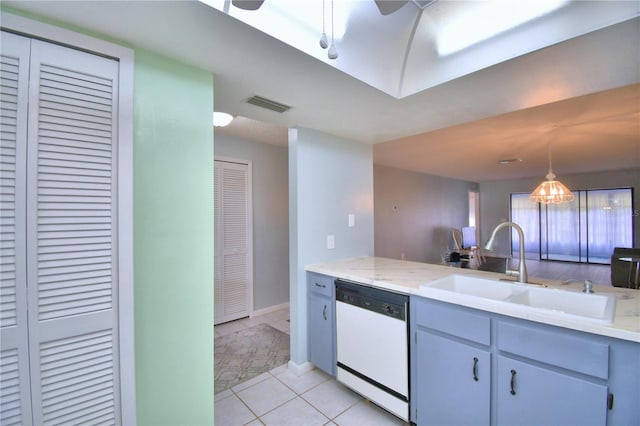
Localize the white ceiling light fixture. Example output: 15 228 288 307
319 0 329 49
437 0 570 56
529 150 575 204
327 0 338 60
213 112 234 127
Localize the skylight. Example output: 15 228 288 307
436 0 570 56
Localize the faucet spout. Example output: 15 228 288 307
484 221 528 284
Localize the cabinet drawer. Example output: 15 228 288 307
414 297 490 346
308 272 335 297
498 321 609 379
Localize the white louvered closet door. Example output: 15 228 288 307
0 31 32 426
214 160 252 325
1 31 122 425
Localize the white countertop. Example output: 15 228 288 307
305 256 640 343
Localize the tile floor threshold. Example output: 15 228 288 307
215 363 408 426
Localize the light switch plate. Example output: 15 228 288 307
348 214 355 227
327 235 335 249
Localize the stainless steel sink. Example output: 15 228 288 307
420 274 616 324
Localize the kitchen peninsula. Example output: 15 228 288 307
305 256 640 425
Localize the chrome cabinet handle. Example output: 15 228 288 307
510 369 517 395
473 357 479 382
315 282 326 288
323 304 327 320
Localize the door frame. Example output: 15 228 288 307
1 12 136 424
214 156 254 321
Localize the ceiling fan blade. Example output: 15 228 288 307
232 0 265 11
375 0 409 15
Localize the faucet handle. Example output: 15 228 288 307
582 280 594 294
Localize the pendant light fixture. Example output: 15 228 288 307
319 0 329 49
529 150 574 204
327 0 338 60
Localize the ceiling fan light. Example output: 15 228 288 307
231 0 265 11
213 112 234 127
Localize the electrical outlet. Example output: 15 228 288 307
327 235 335 250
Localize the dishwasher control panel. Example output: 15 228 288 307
335 280 407 321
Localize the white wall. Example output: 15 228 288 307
374 165 475 264
215 133 289 311
289 127 374 365
479 168 640 256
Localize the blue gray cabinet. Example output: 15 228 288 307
307 272 336 376
416 331 490 425
497 321 610 425
412 297 491 425
411 295 640 426
497 356 608 425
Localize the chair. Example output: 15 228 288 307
451 227 485 267
610 247 640 288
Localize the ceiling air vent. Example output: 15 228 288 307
246 95 291 113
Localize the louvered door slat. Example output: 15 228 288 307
22 38 120 425
1 349 22 426
0 31 31 426
0 46 20 331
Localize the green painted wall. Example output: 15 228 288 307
134 50 214 425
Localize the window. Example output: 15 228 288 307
510 188 633 264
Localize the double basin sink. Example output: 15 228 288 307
420 274 616 324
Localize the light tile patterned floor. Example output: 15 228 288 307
214 307 409 426
214 364 408 426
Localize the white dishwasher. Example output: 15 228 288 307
335 280 409 421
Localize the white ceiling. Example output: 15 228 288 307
5 0 639 182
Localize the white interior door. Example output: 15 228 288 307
214 159 253 325
1 30 32 426
1 31 124 425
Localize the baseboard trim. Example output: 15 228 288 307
287 360 314 376
252 302 290 318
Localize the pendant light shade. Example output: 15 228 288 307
529 152 574 204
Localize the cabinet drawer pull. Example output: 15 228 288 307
315 282 327 288
323 304 327 320
510 369 517 395
472 357 479 381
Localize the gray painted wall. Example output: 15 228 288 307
479 168 640 257
215 133 289 311
289 127 374 365
374 165 475 264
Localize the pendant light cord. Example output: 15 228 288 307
331 0 334 44
322 0 326 34
327 0 338 59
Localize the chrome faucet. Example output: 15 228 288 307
484 222 528 284
563 279 595 293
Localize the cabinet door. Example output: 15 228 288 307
416 330 490 426
308 294 334 376
497 356 608 426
